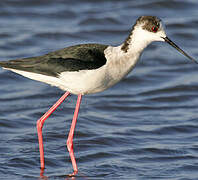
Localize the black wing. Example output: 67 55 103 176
0 43 108 77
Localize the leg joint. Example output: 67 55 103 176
67 139 73 152
37 119 43 130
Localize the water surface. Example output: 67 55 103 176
0 0 198 179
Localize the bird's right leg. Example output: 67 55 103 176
37 91 70 169
67 94 82 176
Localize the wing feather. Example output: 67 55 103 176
0 43 108 77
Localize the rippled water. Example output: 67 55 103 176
0 0 198 179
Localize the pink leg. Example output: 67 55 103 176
37 91 70 169
67 94 82 176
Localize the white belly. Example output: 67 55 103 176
58 66 118 95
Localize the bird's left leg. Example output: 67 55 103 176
37 91 70 170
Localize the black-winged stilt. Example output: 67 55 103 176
0 16 197 176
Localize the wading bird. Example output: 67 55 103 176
0 16 197 176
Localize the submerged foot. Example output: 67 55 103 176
68 170 78 177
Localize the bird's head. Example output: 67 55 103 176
122 16 197 64
133 16 166 43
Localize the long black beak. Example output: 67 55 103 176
162 37 198 64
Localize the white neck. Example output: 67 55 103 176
104 27 154 83
107 27 153 65
122 26 154 56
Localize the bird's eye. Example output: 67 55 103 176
152 26 158 33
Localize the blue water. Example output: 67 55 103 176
0 0 198 179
